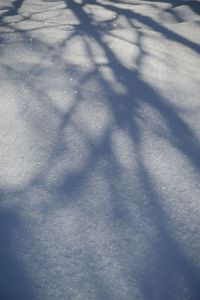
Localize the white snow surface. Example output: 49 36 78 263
0 0 200 299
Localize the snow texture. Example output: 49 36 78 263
0 0 200 299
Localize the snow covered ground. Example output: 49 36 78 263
0 0 200 299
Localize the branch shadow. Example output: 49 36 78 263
0 207 35 300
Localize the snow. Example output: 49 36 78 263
0 0 200 299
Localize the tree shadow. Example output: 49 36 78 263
147 0 200 15
0 207 35 300
0 0 200 299
60 0 200 298
0 0 24 19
